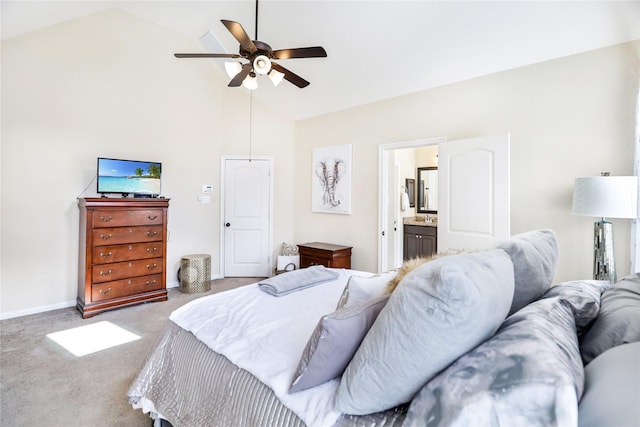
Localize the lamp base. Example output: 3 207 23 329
593 219 616 282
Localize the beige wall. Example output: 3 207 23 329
2 9 638 318
1 9 295 317
294 41 640 283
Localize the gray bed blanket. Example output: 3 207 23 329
258 265 339 296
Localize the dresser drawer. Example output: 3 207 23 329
91 225 163 246
92 274 163 302
92 242 163 264
92 257 163 283
92 209 164 228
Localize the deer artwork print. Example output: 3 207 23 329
315 157 347 208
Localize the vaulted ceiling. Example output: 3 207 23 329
3 1 639 120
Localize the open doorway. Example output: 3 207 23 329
378 134 511 273
378 138 443 272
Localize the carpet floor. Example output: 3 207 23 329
0 277 258 427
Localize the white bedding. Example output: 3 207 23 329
170 268 368 427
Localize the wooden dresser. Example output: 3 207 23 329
77 198 169 318
298 242 352 269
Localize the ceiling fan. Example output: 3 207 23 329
174 0 327 89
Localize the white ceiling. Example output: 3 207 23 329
3 1 639 120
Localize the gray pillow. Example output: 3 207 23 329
335 249 515 415
494 229 558 314
336 271 397 309
542 279 611 335
289 295 389 393
578 342 640 427
403 289 596 427
580 273 640 364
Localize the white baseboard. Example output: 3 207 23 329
2 275 225 320
0 300 76 321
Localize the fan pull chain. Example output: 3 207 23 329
249 90 253 162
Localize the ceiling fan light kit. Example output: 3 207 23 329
268 69 284 87
253 55 271 75
174 0 326 90
224 61 243 79
242 72 258 90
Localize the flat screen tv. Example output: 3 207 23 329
97 157 162 197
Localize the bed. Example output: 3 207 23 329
128 230 640 427
128 267 406 426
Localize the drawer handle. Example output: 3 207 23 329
99 287 112 294
148 215 158 220
100 251 112 258
147 263 158 270
100 215 113 222
146 231 158 237
100 233 112 240
146 247 158 253
99 269 112 276
145 280 157 286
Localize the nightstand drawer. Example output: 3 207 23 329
298 242 352 269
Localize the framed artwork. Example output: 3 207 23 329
406 178 415 208
312 144 352 214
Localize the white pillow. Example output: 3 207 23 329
335 271 397 309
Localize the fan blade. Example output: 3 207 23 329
228 63 253 87
271 62 310 88
271 47 327 60
174 53 241 58
221 19 257 53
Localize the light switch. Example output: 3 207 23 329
198 195 211 204
201 184 213 193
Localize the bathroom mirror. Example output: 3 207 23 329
417 167 438 213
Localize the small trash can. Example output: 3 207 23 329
179 254 211 293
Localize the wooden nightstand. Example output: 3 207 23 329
298 242 352 269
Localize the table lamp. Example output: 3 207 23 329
572 173 638 282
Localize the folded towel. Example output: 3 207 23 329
259 265 339 297
401 192 410 211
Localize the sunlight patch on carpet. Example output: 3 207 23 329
46 321 140 357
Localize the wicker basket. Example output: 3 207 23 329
179 254 211 293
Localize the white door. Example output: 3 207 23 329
223 158 272 277
438 134 510 253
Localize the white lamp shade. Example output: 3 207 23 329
224 61 242 78
253 55 271 75
242 74 258 90
268 69 284 86
572 176 638 218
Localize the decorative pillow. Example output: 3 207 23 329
578 342 640 427
403 295 586 427
579 273 640 364
336 271 397 309
289 294 389 393
335 249 515 415
494 229 558 315
542 279 611 335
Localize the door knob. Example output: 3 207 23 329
225 222 231 227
